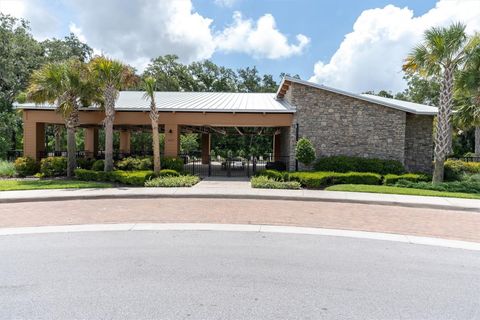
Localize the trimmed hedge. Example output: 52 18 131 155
314 156 405 175
14 157 38 177
0 160 16 177
256 169 290 181
384 173 430 185
157 169 180 177
77 158 96 170
91 159 104 171
145 175 199 187
40 157 67 177
74 169 153 186
115 157 152 171
289 171 382 188
251 176 301 189
162 157 184 172
444 160 480 181
395 180 480 194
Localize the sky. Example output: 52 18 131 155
1 0 480 93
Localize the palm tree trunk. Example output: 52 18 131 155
433 66 454 183
103 85 117 172
66 125 77 177
475 126 480 156
152 122 161 173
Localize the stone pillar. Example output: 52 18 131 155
23 121 45 161
119 130 131 154
84 127 99 158
201 133 211 164
164 124 180 157
273 132 282 161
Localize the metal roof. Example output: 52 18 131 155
277 76 438 116
15 91 295 113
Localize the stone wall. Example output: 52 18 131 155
404 114 434 173
284 82 407 170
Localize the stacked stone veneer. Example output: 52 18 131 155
282 82 433 173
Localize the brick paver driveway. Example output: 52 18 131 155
1 198 479 242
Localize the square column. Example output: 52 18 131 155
164 124 180 157
119 130 131 154
201 133 211 164
273 132 282 161
84 127 99 158
23 121 45 161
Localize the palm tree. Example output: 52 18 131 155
403 22 480 182
454 43 480 155
143 77 161 173
27 59 94 177
89 57 136 172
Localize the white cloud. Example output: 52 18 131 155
214 0 239 8
309 0 480 93
215 11 310 59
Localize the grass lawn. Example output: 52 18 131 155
0 179 114 191
326 184 480 200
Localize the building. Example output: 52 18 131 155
17 76 437 174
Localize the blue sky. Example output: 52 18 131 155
1 0 479 93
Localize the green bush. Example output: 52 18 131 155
145 175 199 187
158 169 180 177
91 159 104 171
0 160 16 177
289 171 382 189
74 169 153 186
314 156 405 175
115 157 152 171
395 180 480 194
77 158 96 170
39 157 67 177
251 176 301 189
384 173 430 185
162 157 184 172
295 137 316 166
444 160 480 181
14 156 38 177
255 169 290 181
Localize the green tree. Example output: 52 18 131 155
260 74 278 93
90 56 137 171
180 134 199 154
142 76 161 173
143 55 195 91
295 137 316 166
42 33 93 63
237 67 261 92
403 22 480 183
27 59 96 176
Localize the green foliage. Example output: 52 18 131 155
91 159 104 171
0 160 16 177
444 160 480 181
255 169 290 181
295 138 316 166
14 156 38 177
0 179 113 191
74 169 153 186
395 179 480 194
384 173 430 185
145 175 200 187
162 157 184 172
314 156 405 175
250 176 301 189
289 171 382 189
41 33 93 63
115 157 152 171
157 169 180 177
76 158 96 170
180 134 199 154
39 156 67 177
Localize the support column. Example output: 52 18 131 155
273 132 282 161
201 133 211 164
164 124 180 157
84 127 99 158
23 121 45 161
119 130 131 154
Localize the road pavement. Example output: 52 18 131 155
1 230 479 319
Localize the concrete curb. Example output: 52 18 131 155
0 191 479 212
1 223 479 251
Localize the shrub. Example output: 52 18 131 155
162 157 184 172
77 158 96 170
255 169 289 181
251 176 301 189
384 173 430 185
314 156 405 175
295 138 316 166
115 157 152 171
74 169 153 186
39 157 67 177
444 160 480 181
395 180 480 194
14 157 38 177
91 159 104 171
145 175 200 187
265 161 287 171
158 169 180 177
0 160 16 177
289 171 382 189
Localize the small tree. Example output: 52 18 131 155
295 137 316 166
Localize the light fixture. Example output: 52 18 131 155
168 129 173 133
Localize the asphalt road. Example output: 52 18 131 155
1 231 479 319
